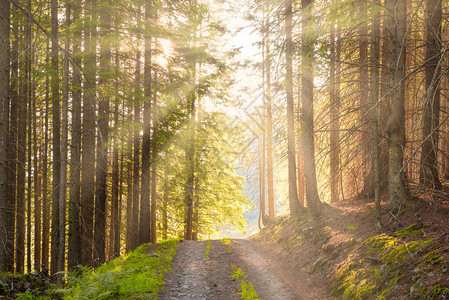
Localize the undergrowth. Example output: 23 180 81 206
231 266 259 300
57 239 178 300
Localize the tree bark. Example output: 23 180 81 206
265 2 275 219
68 0 82 272
371 0 382 229
0 0 10 271
50 0 61 275
286 0 301 216
386 0 407 210
140 2 152 245
57 3 70 284
81 0 97 266
419 0 442 189
301 0 321 217
6 2 18 273
94 0 111 265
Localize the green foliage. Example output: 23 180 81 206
61 240 178 299
231 266 259 300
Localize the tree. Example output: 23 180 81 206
419 0 442 189
81 0 97 266
286 0 301 216
371 0 382 229
301 0 321 217
68 0 82 271
0 0 10 271
386 0 407 210
140 1 152 245
94 0 111 265
50 0 61 275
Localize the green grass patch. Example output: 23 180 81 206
203 239 211 260
60 239 178 300
231 266 259 300
221 237 232 252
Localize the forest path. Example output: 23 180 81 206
158 239 300 300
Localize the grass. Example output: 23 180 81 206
231 266 259 300
203 239 211 260
58 239 178 300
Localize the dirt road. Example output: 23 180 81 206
158 239 301 300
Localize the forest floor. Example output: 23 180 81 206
252 192 449 299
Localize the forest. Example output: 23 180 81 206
1 0 449 298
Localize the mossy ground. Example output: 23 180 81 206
60 239 178 300
255 199 449 300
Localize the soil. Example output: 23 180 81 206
159 239 306 299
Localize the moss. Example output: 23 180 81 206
395 223 429 237
423 250 443 265
364 234 397 255
430 284 449 299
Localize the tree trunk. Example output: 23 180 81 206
0 0 10 271
6 2 19 273
68 0 82 272
16 10 28 274
41 39 50 271
33 68 41 272
301 0 321 217
265 2 275 219
111 48 120 258
126 111 133 251
81 0 97 266
50 0 61 275
329 2 340 203
371 0 382 229
386 0 407 210
419 0 442 189
286 0 301 217
150 81 157 243
359 1 373 196
56 4 70 284
140 2 152 245
94 0 111 265
132 51 141 249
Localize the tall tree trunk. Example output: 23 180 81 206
81 0 97 266
371 0 382 229
56 4 70 285
265 3 275 219
419 0 442 189
140 2 152 244
94 0 111 265
329 2 340 203
126 111 133 251
6 2 19 273
162 153 168 240
33 73 41 272
286 0 301 216
68 0 82 272
16 9 28 274
111 48 120 258
42 40 50 271
150 82 157 243
301 0 321 217
132 51 141 249
386 0 407 210
0 0 10 271
359 1 373 196
50 0 61 275
26 8 32 270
